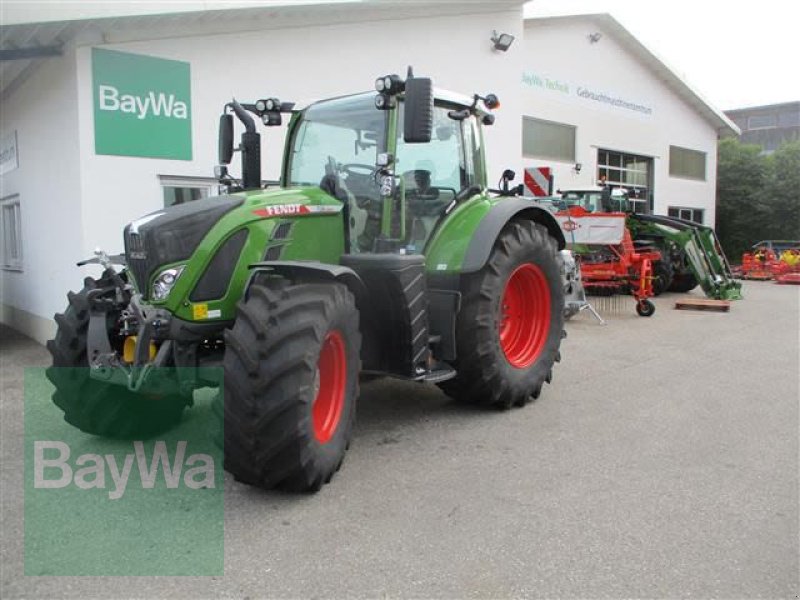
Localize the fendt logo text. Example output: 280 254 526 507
33 440 215 500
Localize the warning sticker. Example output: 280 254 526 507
192 304 208 320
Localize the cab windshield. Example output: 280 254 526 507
288 93 386 189
286 93 482 254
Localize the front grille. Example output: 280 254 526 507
124 228 156 298
127 231 144 255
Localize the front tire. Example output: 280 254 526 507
439 220 564 409
216 281 361 492
46 275 187 439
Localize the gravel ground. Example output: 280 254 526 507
1 281 798 598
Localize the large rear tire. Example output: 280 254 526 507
216 281 361 492
46 275 187 439
439 220 564 409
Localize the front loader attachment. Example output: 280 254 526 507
630 214 743 300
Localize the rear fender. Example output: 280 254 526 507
461 199 565 273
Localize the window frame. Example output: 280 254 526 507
522 116 577 163
597 148 653 213
667 205 705 224
668 145 707 181
158 175 225 207
1 194 23 272
747 114 778 130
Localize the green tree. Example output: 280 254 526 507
715 138 768 259
764 140 800 240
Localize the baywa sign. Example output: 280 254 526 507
92 48 192 160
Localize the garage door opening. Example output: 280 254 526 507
597 149 653 214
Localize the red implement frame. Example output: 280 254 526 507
562 206 661 316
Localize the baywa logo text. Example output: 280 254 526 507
33 440 215 500
98 84 189 120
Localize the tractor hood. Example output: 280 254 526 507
124 195 244 299
123 187 342 299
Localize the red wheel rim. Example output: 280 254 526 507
499 263 551 369
312 330 347 444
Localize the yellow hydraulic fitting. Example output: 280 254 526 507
123 336 157 363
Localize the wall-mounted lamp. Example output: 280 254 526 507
491 30 515 52
574 163 583 174
588 32 603 44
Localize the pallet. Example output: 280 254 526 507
675 298 731 312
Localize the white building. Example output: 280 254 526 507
0 2 737 343
520 14 737 222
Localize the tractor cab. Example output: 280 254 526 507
218 72 492 257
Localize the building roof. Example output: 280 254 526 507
525 13 740 137
724 101 800 116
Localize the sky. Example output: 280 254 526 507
524 0 800 110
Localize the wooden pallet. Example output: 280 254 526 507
675 298 731 312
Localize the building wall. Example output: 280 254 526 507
0 48 84 343
521 18 720 224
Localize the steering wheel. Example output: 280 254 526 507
341 163 376 179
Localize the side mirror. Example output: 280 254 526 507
218 114 234 165
403 77 433 143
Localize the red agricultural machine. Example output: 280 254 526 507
554 203 660 317
738 241 800 284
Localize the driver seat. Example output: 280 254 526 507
319 172 368 253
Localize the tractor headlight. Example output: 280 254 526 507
151 265 185 301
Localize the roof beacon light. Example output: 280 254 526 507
483 94 500 110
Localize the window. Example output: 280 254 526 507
747 114 777 130
522 116 576 162
396 105 470 194
396 105 475 251
778 110 800 128
597 149 652 213
1 195 22 271
160 176 224 207
668 206 704 224
288 94 385 188
669 146 706 180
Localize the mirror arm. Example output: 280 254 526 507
229 99 256 133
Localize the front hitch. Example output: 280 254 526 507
79 255 181 395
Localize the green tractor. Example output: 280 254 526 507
627 214 742 299
47 70 566 492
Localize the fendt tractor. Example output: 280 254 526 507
47 70 567 492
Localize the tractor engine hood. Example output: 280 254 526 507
123 195 244 299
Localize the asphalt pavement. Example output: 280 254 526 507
1 281 798 598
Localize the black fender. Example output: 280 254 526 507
462 198 566 273
246 260 368 305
